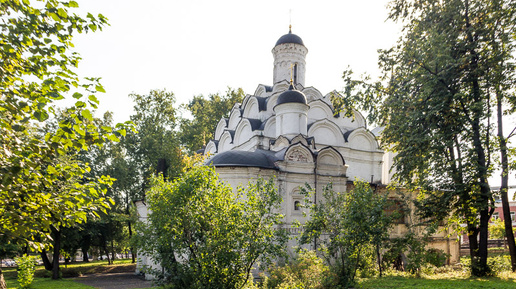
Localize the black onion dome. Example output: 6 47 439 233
207 150 279 169
276 85 307 105
275 28 305 47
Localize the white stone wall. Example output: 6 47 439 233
134 201 161 280
274 102 309 138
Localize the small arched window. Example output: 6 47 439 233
294 200 301 211
294 63 298 84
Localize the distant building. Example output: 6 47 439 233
490 187 516 226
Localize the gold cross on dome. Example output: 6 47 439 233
290 63 294 85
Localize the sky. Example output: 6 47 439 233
71 0 402 123
69 0 516 189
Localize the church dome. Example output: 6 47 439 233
276 85 307 105
275 28 305 47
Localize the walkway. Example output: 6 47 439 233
74 272 155 289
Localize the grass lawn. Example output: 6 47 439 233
4 258 516 288
2 259 136 288
2 259 135 279
5 278 95 289
358 272 516 289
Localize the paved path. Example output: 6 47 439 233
74 272 155 289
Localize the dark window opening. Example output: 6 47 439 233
294 63 298 84
294 200 301 211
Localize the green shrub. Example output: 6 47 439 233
460 254 510 276
14 255 37 288
424 248 448 267
382 233 449 275
262 250 331 289
488 255 511 273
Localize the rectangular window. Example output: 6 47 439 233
492 212 499 221
511 212 515 222
385 198 406 224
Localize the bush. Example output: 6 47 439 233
14 255 37 288
460 254 510 276
135 166 288 288
299 181 393 288
425 248 448 267
262 250 331 289
382 233 449 275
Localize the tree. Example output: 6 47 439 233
77 112 129 265
299 181 393 288
179 88 245 153
124 89 182 199
117 89 183 264
0 0 126 285
489 218 506 240
135 162 288 289
338 0 516 276
486 0 516 271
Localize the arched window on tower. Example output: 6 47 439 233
294 200 301 211
294 63 298 84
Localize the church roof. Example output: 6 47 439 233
207 149 280 169
276 85 307 105
275 28 305 47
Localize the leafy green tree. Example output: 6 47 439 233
46 152 114 279
0 0 127 285
299 181 392 288
124 89 183 199
34 109 121 278
179 88 245 153
135 162 288 289
487 0 516 271
490 218 506 240
118 89 183 264
77 112 129 265
338 0 516 276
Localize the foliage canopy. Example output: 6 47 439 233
338 0 516 276
1 0 130 285
136 162 287 289
299 181 393 287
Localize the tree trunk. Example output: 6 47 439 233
477 202 491 276
111 239 116 262
82 250 89 262
128 219 136 263
51 226 61 279
468 223 479 258
463 0 492 276
81 234 91 263
0 267 6 289
104 245 111 265
496 91 516 271
40 249 53 271
376 243 382 277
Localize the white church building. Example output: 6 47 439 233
203 27 389 227
136 28 459 277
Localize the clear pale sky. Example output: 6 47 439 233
69 0 516 189
72 0 401 123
